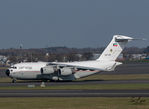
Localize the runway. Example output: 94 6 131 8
1 80 149 87
0 89 149 97
0 63 149 97
101 63 149 74
1 79 149 97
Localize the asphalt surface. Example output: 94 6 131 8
0 89 149 97
101 63 149 74
1 80 149 87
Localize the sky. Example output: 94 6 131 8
0 0 149 49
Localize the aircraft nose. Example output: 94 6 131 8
5 69 10 76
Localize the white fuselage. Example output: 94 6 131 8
6 60 121 81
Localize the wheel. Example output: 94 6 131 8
12 79 16 83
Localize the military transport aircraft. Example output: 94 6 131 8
5 35 140 82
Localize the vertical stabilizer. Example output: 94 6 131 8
97 35 134 61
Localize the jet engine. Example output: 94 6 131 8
41 66 56 74
41 66 74 76
60 67 74 76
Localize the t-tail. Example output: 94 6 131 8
97 35 135 61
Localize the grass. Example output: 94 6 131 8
0 78 12 83
0 67 8 69
79 74 149 81
0 97 149 109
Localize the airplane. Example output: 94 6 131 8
5 35 140 82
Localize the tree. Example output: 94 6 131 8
82 52 93 60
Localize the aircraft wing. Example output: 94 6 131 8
47 62 102 71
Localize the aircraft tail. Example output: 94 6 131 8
97 35 134 61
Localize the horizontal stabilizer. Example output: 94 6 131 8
115 35 134 42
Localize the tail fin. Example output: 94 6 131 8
97 35 134 61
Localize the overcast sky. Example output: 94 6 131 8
0 0 148 48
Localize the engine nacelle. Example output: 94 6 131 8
41 66 55 74
41 66 74 76
60 67 74 76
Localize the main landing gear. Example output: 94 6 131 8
12 79 16 83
